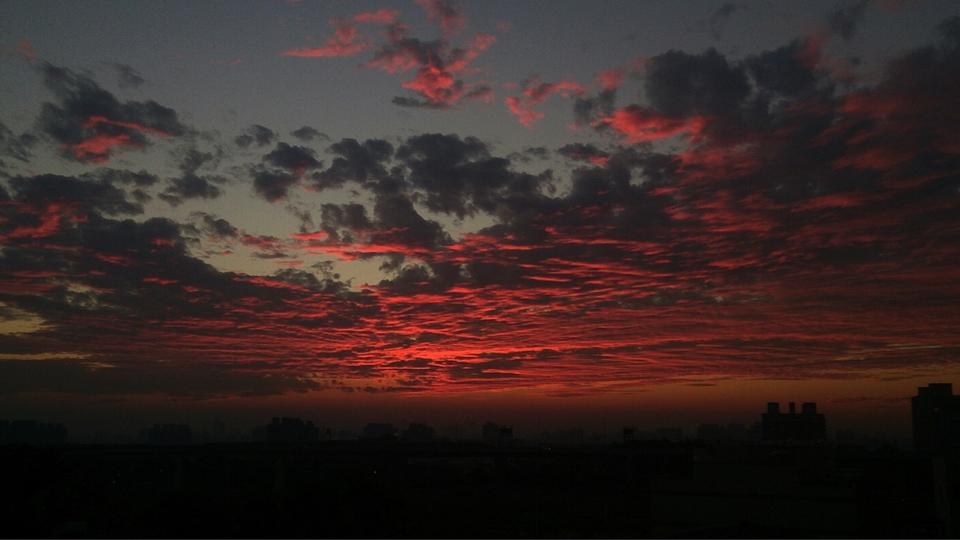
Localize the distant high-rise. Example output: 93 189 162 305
912 383 960 454
761 401 826 442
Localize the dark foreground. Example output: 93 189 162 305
1 440 956 538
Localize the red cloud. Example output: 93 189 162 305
290 231 329 242
3 202 72 241
598 105 706 143
67 116 172 162
505 79 586 127
282 22 367 58
504 96 542 127
70 133 134 163
352 8 399 24
367 27 496 108
142 277 177 285
83 116 173 138
283 6 492 109
282 8 398 58
560 146 610 167
597 68 625 91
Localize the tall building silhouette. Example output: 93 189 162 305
912 383 960 454
761 401 826 442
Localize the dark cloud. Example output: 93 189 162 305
252 168 298 202
393 84 492 109
391 96 447 109
176 146 221 174
395 133 548 219
311 189 450 262
643 48 750 118
508 146 551 163
829 0 870 41
159 175 222 206
80 167 159 188
248 131 321 203
523 146 550 160
290 125 329 142
573 88 616 126
272 267 345 294
263 142 322 172
160 145 226 206
0 121 37 162
36 62 187 162
109 62 146 88
192 211 238 238
373 192 450 249
8 173 144 216
312 138 394 190
286 204 315 231
320 202 373 239
941 15 960 44
234 124 276 148
745 40 819 97
558 143 611 166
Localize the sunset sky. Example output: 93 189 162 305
1 0 959 438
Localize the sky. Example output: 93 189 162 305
1 0 959 438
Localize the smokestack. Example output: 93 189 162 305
788 402 796 414
767 402 780 414
802 402 817 415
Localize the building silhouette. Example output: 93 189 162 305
0 420 68 445
253 417 321 443
401 422 435 442
912 383 960 454
481 421 513 446
697 423 755 441
361 422 396 441
761 401 826 442
655 427 683 441
142 423 192 445
539 427 585 446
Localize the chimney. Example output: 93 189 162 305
788 402 796 414
767 402 780 414
802 402 817 415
